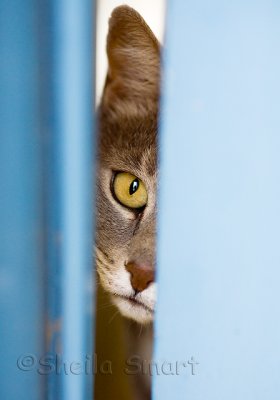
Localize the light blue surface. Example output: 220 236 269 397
154 1 280 399
0 1 44 399
51 1 95 399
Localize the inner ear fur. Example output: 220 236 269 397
102 6 160 108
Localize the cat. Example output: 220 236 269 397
96 5 160 326
95 5 160 399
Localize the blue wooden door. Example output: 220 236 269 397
154 1 280 399
0 1 94 399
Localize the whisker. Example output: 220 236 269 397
108 310 120 325
138 323 143 338
98 302 116 311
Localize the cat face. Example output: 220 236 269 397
95 6 160 324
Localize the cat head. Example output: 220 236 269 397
96 6 160 324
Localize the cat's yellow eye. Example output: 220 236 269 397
113 172 148 209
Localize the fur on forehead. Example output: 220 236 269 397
99 106 157 148
98 5 160 177
98 120 158 177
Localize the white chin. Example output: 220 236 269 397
111 295 154 324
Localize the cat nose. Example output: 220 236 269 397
125 261 154 293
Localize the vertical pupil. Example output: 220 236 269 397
129 179 139 195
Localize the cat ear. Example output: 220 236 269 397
102 6 160 109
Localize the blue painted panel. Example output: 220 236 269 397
0 1 44 399
0 1 95 399
50 1 95 399
154 1 280 399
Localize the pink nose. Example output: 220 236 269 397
125 261 154 293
